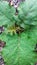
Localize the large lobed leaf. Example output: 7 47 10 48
0 0 37 65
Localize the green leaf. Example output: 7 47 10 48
17 0 37 26
0 26 37 65
0 1 15 26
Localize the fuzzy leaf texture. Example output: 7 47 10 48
0 0 37 65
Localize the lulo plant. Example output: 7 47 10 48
0 0 37 65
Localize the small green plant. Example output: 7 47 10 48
0 0 37 65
